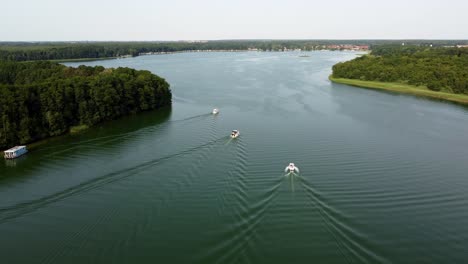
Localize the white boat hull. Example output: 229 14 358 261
230 130 240 138
285 163 299 173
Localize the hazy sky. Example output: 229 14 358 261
1 0 467 41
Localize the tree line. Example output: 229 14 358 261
2 40 467 61
332 45 468 94
0 60 171 149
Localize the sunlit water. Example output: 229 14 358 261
1 52 468 263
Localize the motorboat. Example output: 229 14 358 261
212 108 219 115
285 163 299 173
230 130 240 138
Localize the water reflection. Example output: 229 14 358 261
0 107 172 181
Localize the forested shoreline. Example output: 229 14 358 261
0 40 366 61
332 45 468 95
1 40 466 61
0 60 171 149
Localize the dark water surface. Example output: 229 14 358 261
1 52 468 263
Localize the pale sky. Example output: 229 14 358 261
1 0 467 41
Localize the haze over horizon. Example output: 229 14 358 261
1 0 467 41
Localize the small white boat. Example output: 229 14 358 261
4 146 28 159
212 108 219 115
230 130 240 139
285 163 299 173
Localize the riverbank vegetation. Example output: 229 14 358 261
329 76 468 104
331 45 468 102
0 60 171 149
70 124 89 134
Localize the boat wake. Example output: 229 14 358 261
299 177 389 264
34 112 212 157
0 136 227 223
284 171 300 193
201 177 283 264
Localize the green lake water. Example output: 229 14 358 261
1 51 468 263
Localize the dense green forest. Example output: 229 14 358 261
332 45 468 94
0 60 171 149
1 40 466 61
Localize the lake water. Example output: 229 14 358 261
1 51 468 263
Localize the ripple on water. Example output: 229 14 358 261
2 52 468 263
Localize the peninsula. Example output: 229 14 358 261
330 45 468 104
0 60 172 150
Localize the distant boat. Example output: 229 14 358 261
230 130 240 139
212 108 219 115
4 146 28 159
299 55 310 57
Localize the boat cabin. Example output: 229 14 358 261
230 130 240 138
4 146 28 159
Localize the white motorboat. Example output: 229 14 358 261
285 163 299 173
230 130 240 138
212 108 219 115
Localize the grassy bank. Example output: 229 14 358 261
329 76 468 105
20 125 90 151
70 124 89 134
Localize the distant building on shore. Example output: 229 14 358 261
325 44 369 51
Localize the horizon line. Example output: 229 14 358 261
1 38 468 43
